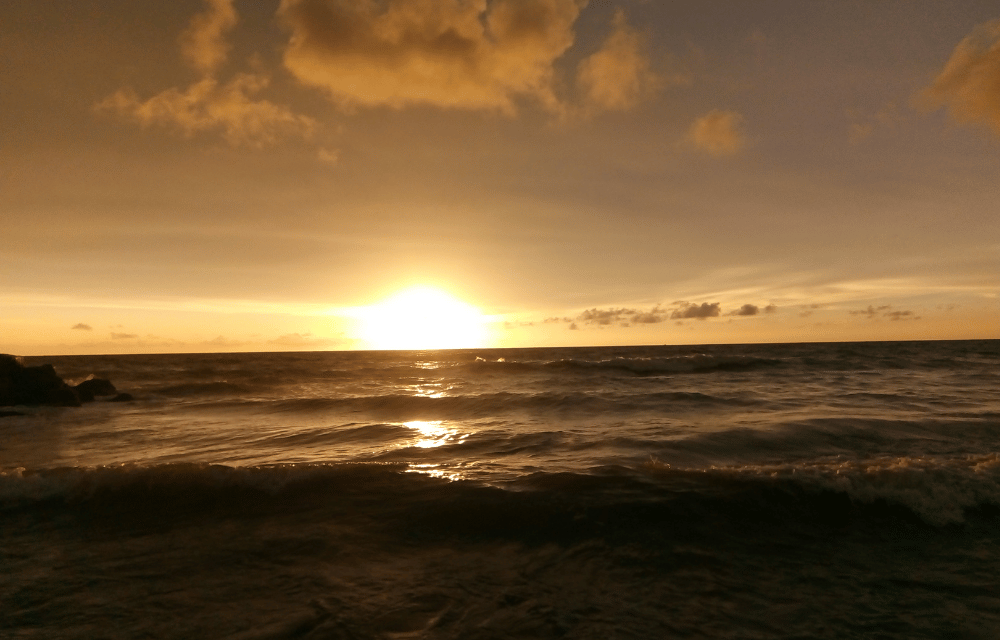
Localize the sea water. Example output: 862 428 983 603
2 340 999 638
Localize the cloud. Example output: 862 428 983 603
98 0 315 147
278 0 587 114
99 75 316 147
632 310 665 324
764 304 778 314
731 304 759 316
180 0 238 74
578 307 629 325
71 323 93 331
688 109 746 156
111 332 139 340
576 305 666 326
849 305 919 321
919 20 1000 136
849 304 891 319
576 9 659 113
670 302 721 319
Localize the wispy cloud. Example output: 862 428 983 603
576 9 661 114
179 0 238 74
688 109 746 156
71 323 93 331
918 20 1000 136
97 0 314 146
849 305 920 321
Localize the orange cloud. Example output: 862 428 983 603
180 0 238 74
277 0 586 114
919 20 1000 136
98 0 314 146
671 302 721 319
688 109 745 156
99 75 315 147
576 9 659 113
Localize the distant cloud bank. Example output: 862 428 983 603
560 300 773 329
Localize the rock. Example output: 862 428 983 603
1 354 133 408
0 356 81 407
74 378 117 402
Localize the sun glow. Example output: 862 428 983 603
356 286 489 350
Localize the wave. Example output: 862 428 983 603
151 381 256 397
198 389 755 420
4 455 998 530
470 354 783 376
644 454 1000 526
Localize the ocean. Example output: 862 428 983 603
2 340 999 639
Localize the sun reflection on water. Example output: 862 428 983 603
403 420 466 448
406 464 462 481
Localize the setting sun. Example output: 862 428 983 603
355 287 489 350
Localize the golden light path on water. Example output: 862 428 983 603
402 421 469 481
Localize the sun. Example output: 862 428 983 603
355 286 489 350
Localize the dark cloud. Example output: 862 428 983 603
849 305 891 319
732 304 759 316
764 304 778 314
850 305 919 321
110 332 138 340
577 305 666 326
579 307 630 325
632 310 665 324
71 323 93 331
670 302 721 320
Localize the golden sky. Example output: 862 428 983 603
2 0 999 354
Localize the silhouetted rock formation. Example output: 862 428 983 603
74 378 117 402
1 355 80 407
1 354 131 411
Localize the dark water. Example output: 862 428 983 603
2 341 999 638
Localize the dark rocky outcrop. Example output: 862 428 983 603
1 355 80 407
74 378 117 402
1 354 131 411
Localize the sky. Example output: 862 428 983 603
2 0 999 355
